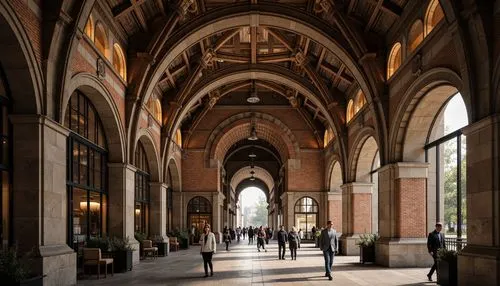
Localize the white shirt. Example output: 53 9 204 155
200 232 217 253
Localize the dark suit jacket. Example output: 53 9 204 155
319 228 338 252
427 230 445 253
277 230 288 244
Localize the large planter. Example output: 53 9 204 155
179 238 189 249
438 259 457 286
156 242 168 256
113 250 133 273
360 246 375 264
18 275 44 286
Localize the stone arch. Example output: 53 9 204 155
135 129 161 182
348 127 377 182
389 68 465 161
0 1 43 114
235 178 270 204
492 53 500 113
231 166 274 196
63 72 126 163
204 112 300 166
328 161 343 193
165 157 181 192
355 137 379 183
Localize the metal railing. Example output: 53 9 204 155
445 237 467 252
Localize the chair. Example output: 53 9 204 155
169 237 180 252
83 248 114 279
143 240 158 259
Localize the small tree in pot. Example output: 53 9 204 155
0 248 45 285
110 237 134 273
150 235 168 256
356 233 379 264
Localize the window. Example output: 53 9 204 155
346 99 355 123
425 0 445 36
354 90 367 114
408 20 424 53
148 97 162 124
175 129 182 147
94 22 108 58
324 127 334 148
113 44 126 80
0 67 11 249
65 91 108 250
187 196 212 243
294 197 318 240
84 15 94 41
425 93 468 241
135 141 150 235
387 42 402 79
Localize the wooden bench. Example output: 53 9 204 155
169 237 180 252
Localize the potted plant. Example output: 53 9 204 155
168 229 189 249
356 233 379 264
0 248 44 285
437 248 458 286
86 237 111 252
110 236 134 273
151 235 168 257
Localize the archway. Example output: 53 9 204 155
187 196 212 244
238 186 268 229
294 197 319 240
165 158 181 231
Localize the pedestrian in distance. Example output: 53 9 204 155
277 225 288 260
319 220 339 281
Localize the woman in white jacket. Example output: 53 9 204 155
200 224 216 277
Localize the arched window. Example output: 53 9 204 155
324 127 334 148
187 196 212 242
294 197 319 239
354 90 367 114
148 97 162 124
94 22 108 58
84 15 94 41
65 91 108 249
112 44 126 80
387 42 402 79
408 20 424 53
135 141 150 235
176 129 182 147
346 99 355 123
424 0 445 36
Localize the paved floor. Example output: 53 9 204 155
78 240 435 286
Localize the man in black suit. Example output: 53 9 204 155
427 222 445 281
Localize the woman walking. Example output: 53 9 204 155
200 224 216 277
223 229 231 251
288 226 300 260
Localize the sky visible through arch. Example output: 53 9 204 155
240 187 266 212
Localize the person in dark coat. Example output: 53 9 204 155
427 222 446 281
223 230 232 251
288 226 300 260
248 226 254 245
319 220 339 280
277 225 288 260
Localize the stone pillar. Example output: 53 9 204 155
327 191 342 235
458 115 500 286
11 115 76 285
172 191 183 230
340 182 372 255
108 163 140 264
376 162 430 267
150 182 169 254
212 191 223 242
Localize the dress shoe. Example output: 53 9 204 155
427 274 432 281
328 274 333 281
210 272 213 277
204 274 209 278
325 273 328 277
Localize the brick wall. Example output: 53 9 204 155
328 199 342 230
288 151 324 191
182 151 217 191
11 0 42 64
395 178 426 238
352 193 371 233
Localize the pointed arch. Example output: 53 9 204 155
387 42 402 79
135 128 161 182
329 161 343 192
84 14 94 41
346 99 355 123
354 90 367 114
165 157 181 192
94 21 108 59
424 0 445 36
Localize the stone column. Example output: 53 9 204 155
150 182 169 254
212 191 224 242
108 163 140 264
11 115 76 285
327 191 342 235
172 191 183 230
459 115 500 286
376 162 430 267
340 182 372 255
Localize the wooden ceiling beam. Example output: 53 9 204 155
365 0 383 32
251 27 257 64
264 28 294 52
367 0 402 17
214 29 241 51
182 51 190 73
316 48 326 71
320 62 354 84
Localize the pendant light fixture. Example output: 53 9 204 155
246 80 260 103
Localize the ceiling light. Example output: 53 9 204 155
247 81 260 103
250 175 255 181
248 151 257 158
248 127 258 141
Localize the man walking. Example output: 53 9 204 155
427 222 446 281
277 225 288 260
319 220 338 281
